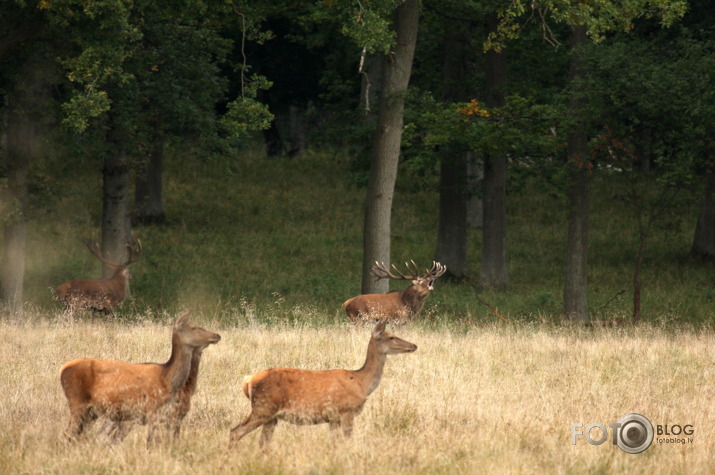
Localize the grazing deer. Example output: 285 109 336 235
59 311 221 444
343 261 447 323
229 320 417 449
55 240 141 315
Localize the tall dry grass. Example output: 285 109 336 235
0 313 713 474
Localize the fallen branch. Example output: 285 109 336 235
594 289 626 313
475 295 511 324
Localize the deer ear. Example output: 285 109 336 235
175 310 192 328
373 319 387 337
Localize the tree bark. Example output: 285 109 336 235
359 52 384 117
1 122 29 313
435 21 470 279
1 53 48 314
563 25 590 323
479 13 509 290
134 131 166 225
101 130 133 282
691 168 715 259
480 155 509 289
361 0 420 294
467 155 483 229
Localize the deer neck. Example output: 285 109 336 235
182 348 204 396
354 339 387 396
163 332 194 394
401 286 427 315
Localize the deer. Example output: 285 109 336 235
59 311 221 445
54 240 141 315
228 320 417 449
100 342 211 442
343 261 447 323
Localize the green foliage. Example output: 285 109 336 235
309 0 403 54
487 0 689 50
220 94 274 140
221 75 273 138
403 90 562 174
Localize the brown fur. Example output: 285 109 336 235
55 270 129 315
101 344 209 442
55 242 140 315
229 320 417 449
59 312 220 444
343 280 432 323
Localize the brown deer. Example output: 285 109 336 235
101 342 211 442
54 240 141 315
229 320 417 449
343 261 447 323
59 311 221 444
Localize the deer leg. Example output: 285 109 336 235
259 419 278 449
229 412 272 448
65 405 97 440
340 413 355 438
101 420 134 443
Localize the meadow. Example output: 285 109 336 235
2 145 714 473
0 315 713 474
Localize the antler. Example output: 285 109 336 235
425 261 447 280
372 260 418 281
372 260 443 281
125 238 142 265
85 241 121 268
85 236 142 268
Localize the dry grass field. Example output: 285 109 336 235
1 313 713 474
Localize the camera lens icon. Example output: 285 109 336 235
616 413 654 454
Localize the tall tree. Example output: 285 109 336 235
479 13 510 290
562 25 590 322
489 0 688 322
2 55 51 313
435 19 471 280
0 8 53 314
361 0 420 293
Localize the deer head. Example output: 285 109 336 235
372 260 447 296
85 238 142 278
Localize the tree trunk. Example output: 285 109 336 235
479 13 509 290
361 0 420 294
467 155 483 229
436 153 468 278
692 168 715 259
133 131 165 225
563 25 590 323
359 53 384 117
632 231 646 324
1 123 29 313
435 21 470 279
1 53 48 314
101 136 133 282
480 155 509 289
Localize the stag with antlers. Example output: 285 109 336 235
342 261 447 323
54 239 141 315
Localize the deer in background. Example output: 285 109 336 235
343 261 447 323
59 311 221 444
54 240 141 315
229 320 417 449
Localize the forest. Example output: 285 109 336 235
1 0 713 325
1 2 714 473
